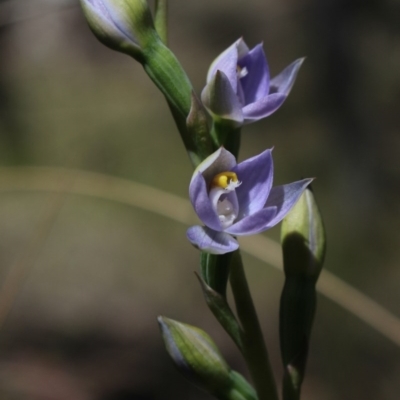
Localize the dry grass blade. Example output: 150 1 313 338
0 170 75 329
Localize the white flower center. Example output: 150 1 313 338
209 171 242 230
216 198 237 228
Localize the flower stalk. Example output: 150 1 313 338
230 250 279 400
200 252 232 298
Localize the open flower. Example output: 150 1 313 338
187 148 312 254
201 38 304 126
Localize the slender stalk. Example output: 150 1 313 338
229 250 279 400
200 252 232 298
210 121 241 158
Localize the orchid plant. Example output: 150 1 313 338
80 1 326 400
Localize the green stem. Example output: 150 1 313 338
280 276 316 400
143 40 192 119
200 252 232 298
229 251 279 400
210 121 241 158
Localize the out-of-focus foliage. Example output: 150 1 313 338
0 0 399 399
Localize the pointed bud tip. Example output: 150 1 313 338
281 187 326 278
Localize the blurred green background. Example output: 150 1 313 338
0 0 399 399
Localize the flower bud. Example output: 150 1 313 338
80 1 193 124
281 186 326 279
158 316 231 395
80 0 156 60
279 187 326 397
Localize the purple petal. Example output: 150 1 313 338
269 58 304 96
242 93 287 123
206 38 249 92
193 147 237 186
225 206 277 235
201 71 244 125
189 173 222 231
233 149 274 218
238 43 270 105
187 226 239 254
264 178 313 227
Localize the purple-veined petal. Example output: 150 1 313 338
201 71 244 125
225 206 277 235
206 38 249 92
269 58 304 96
189 173 222 231
263 178 313 227
233 148 274 218
187 226 239 254
242 93 287 123
192 147 237 186
238 43 270 105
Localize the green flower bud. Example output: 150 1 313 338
280 187 326 397
281 186 326 279
158 317 257 400
80 0 156 61
158 316 232 396
80 0 194 133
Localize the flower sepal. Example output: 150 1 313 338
202 70 244 127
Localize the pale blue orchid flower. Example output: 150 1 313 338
187 147 312 254
201 38 304 126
